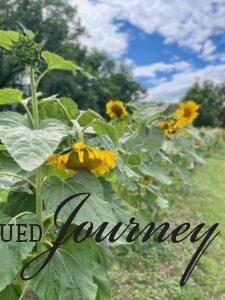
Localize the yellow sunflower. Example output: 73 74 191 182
106 100 128 119
176 101 199 126
142 176 153 185
47 141 116 175
157 120 181 138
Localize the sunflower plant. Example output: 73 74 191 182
0 26 222 300
0 26 128 300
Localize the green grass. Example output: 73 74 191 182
109 145 225 300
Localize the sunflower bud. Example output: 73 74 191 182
13 34 41 67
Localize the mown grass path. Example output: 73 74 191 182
110 145 225 300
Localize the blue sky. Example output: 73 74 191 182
70 0 225 102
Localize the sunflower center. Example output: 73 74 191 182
183 108 192 118
111 104 123 117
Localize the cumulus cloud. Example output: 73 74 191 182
70 0 128 57
70 0 225 102
133 61 191 78
143 64 225 102
70 0 225 59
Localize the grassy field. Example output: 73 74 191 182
110 145 225 300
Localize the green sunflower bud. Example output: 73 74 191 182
13 34 41 67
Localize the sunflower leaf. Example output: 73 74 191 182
0 111 70 171
42 170 118 229
92 119 118 146
42 51 80 71
0 30 20 50
0 88 23 105
0 212 39 292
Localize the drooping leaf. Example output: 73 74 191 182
0 30 20 50
0 89 23 105
42 170 117 229
92 119 118 146
0 212 39 292
0 112 70 171
42 51 79 71
39 97 78 124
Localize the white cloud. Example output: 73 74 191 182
133 61 191 78
70 0 128 57
143 64 225 102
70 0 225 59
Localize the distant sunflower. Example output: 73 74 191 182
106 100 128 119
158 119 181 138
47 141 116 175
176 101 199 126
142 176 153 185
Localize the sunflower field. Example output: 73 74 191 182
0 27 223 300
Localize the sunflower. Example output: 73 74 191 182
176 101 199 126
142 176 153 185
157 119 181 138
106 100 128 119
47 141 116 175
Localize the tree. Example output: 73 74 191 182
182 81 224 127
0 0 145 113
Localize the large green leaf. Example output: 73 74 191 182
4 192 35 217
93 264 111 300
42 51 79 71
42 51 95 78
0 285 19 300
39 97 78 124
0 89 23 105
0 30 20 50
0 154 34 191
92 119 118 146
28 239 98 300
141 164 172 186
78 109 103 127
42 170 117 229
0 211 39 292
0 112 70 171
139 125 164 158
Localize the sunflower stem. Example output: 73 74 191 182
29 67 43 254
72 120 84 141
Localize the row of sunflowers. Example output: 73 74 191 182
0 27 223 299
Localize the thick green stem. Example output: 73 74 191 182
29 67 43 253
30 68 39 129
72 120 84 141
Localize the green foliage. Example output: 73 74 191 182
0 30 20 50
0 25 222 300
0 88 23 105
42 170 118 228
0 111 70 171
29 240 99 300
0 212 39 292
42 51 79 71
38 97 79 124
0 0 145 113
